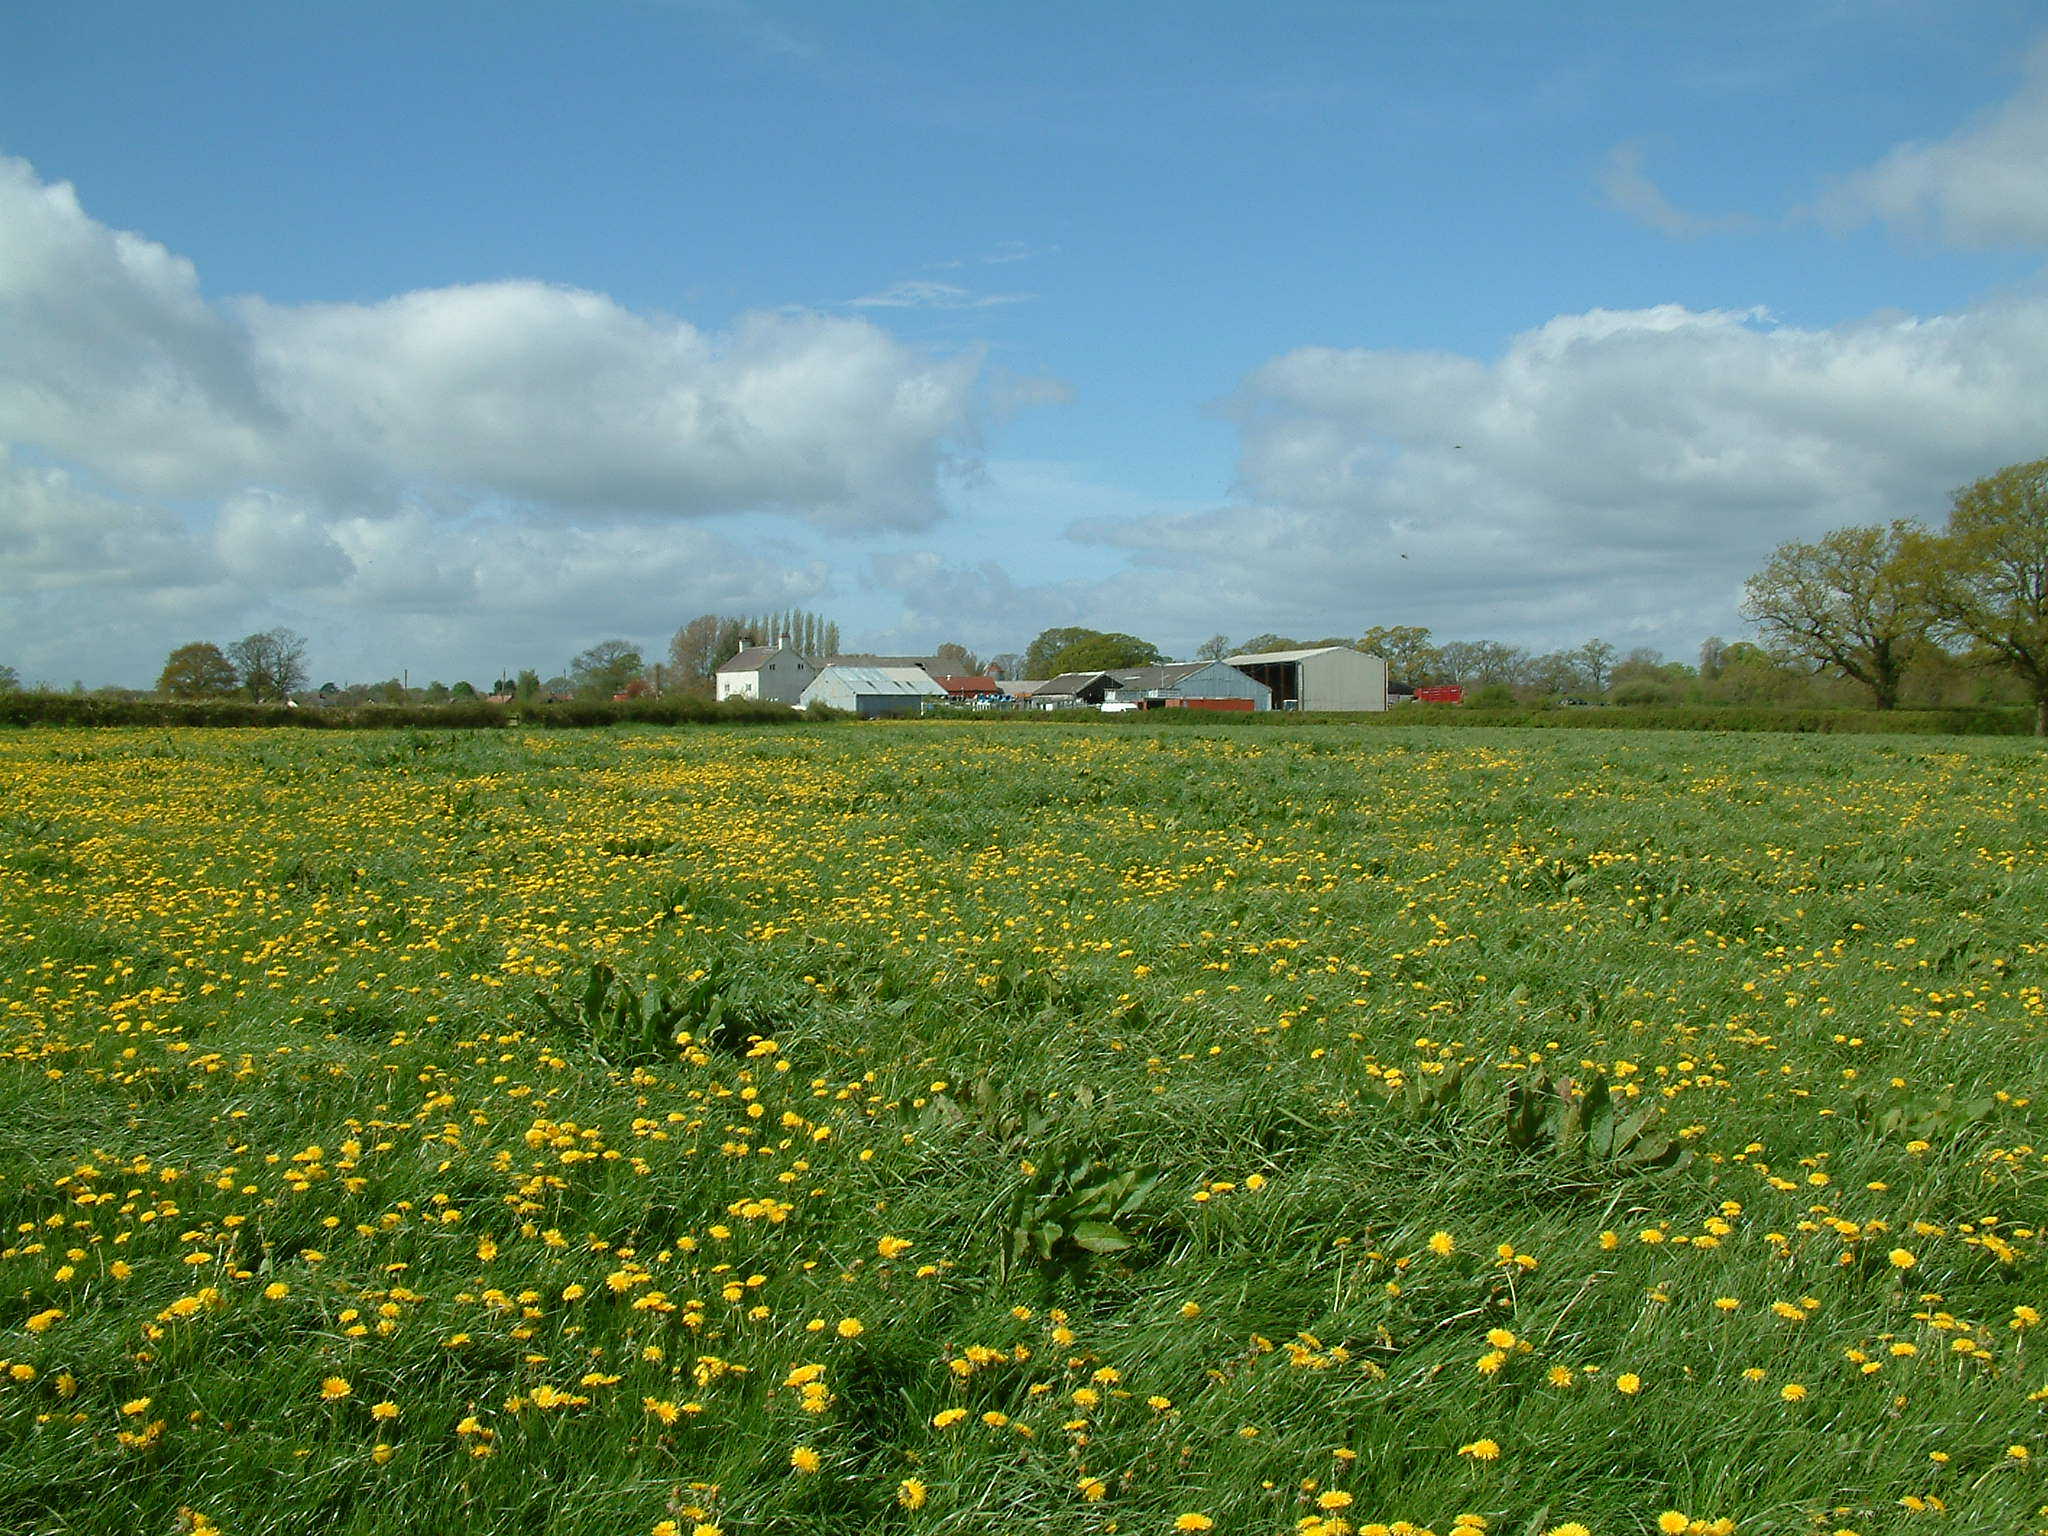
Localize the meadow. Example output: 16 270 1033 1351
0 722 2043 1536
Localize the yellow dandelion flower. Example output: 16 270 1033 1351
1658 1515 1689 1535
1175 1516 1216 1533
1458 1438 1502 1461
1428 1231 1456 1256
1888 1249 1916 1270
932 1408 968 1428
319 1376 352 1401
1078 1476 1108 1501
1615 1372 1642 1395
1781 1383 1808 1402
370 1401 400 1421
789 1445 821 1473
896 1478 927 1510
836 1318 864 1339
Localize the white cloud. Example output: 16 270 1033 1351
1067 299 2048 656
0 154 986 531
1813 37 2048 247
1600 142 1754 239
848 280 1035 310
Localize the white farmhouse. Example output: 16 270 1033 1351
1225 646 1388 711
716 641 816 705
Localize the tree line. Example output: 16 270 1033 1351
21 458 2036 729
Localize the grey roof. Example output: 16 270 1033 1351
809 665 945 697
1110 662 1217 692
1226 646 1370 665
1003 679 1048 696
820 654 937 672
718 643 811 674
1033 670 1119 697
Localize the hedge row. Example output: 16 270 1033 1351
0 695 816 730
927 703 2035 736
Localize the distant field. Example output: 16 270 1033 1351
1 724 2043 1536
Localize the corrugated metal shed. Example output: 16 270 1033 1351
1225 647 1387 712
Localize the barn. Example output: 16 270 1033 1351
800 665 946 719
1105 661 1272 710
1225 646 1388 711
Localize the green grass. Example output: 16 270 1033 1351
0 722 2043 1536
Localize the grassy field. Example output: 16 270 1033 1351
0 722 2043 1536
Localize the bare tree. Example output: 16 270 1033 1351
227 628 309 702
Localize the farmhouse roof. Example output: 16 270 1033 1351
718 645 786 674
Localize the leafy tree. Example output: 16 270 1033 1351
569 639 644 698
1237 633 1299 655
0 664 18 693
423 681 451 705
984 652 1024 680
1194 635 1233 662
1905 457 2048 735
1022 627 1102 678
1698 636 1729 680
451 681 478 700
227 628 309 702
1046 633 1161 675
515 669 542 705
1740 521 1923 709
1358 625 1441 685
157 642 238 698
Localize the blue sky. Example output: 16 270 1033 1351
5 1 2048 686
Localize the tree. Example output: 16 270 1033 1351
569 639 644 698
1046 633 1161 675
423 680 451 704
1436 640 1529 688
1573 639 1618 697
1194 635 1234 662
984 652 1023 681
228 628 309 702
1238 633 1299 655
1022 627 1102 679
0 664 18 693
932 642 981 676
515 669 542 705
1358 625 1441 685
451 681 478 700
1740 521 1923 709
668 614 726 688
157 642 238 699
1905 457 2048 735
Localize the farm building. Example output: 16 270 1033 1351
933 675 1005 704
1226 646 1388 711
1105 661 1271 711
1029 671 1121 709
716 640 816 704
801 665 946 718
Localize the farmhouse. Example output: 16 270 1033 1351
801 665 946 718
1105 661 1271 711
715 640 815 705
1226 646 1387 711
